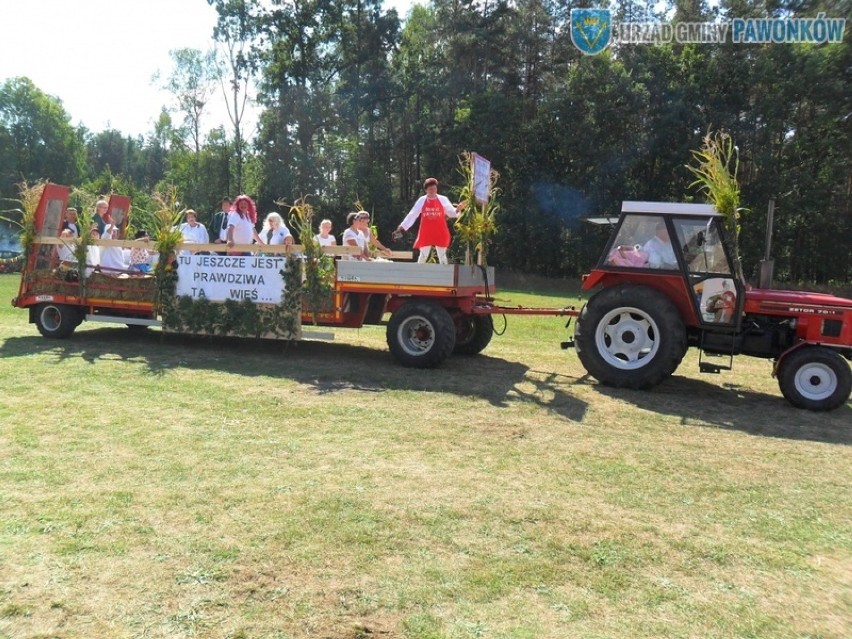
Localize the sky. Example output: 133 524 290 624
0 0 418 139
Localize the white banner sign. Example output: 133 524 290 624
472 152 491 204
176 254 287 304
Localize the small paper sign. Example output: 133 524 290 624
472 152 491 204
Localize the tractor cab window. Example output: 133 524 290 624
604 215 671 269
672 218 731 275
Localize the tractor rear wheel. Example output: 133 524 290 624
387 300 456 368
575 284 687 389
453 314 493 355
777 346 851 411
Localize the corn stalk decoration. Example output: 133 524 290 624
278 195 334 325
453 151 500 266
0 180 45 258
131 185 185 312
67 188 97 295
136 186 184 268
687 131 747 282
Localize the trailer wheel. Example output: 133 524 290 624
34 303 80 339
777 346 852 411
453 315 493 355
575 285 686 389
387 301 456 368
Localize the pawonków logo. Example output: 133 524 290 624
571 9 612 55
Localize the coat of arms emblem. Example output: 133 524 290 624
571 9 612 55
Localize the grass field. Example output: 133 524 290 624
0 272 849 639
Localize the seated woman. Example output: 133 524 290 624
258 212 294 248
99 216 127 274
359 211 393 260
342 211 370 260
343 210 392 261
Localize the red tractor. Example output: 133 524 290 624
573 202 852 411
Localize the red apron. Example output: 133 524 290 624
413 197 450 248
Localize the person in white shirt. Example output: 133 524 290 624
258 212 294 247
57 229 76 263
342 211 392 260
99 219 127 273
226 195 263 254
62 207 80 237
315 219 336 247
85 227 101 277
211 197 231 245
643 221 678 269
178 209 210 255
358 212 392 259
342 211 370 260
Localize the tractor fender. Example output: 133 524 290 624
773 341 817 378
581 271 701 327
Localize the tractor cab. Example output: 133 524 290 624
584 201 744 332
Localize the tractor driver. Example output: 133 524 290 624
643 221 678 269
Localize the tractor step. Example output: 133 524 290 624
699 361 731 374
561 339 575 349
698 331 736 375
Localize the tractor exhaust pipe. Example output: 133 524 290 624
758 198 775 289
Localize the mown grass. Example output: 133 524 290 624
0 272 849 639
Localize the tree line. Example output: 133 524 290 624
0 0 849 284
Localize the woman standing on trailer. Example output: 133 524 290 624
395 177 467 264
226 195 263 255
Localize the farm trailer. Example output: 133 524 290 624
12 183 577 370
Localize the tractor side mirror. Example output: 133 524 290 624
695 231 705 247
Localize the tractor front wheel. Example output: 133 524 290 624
777 346 852 411
574 285 687 389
